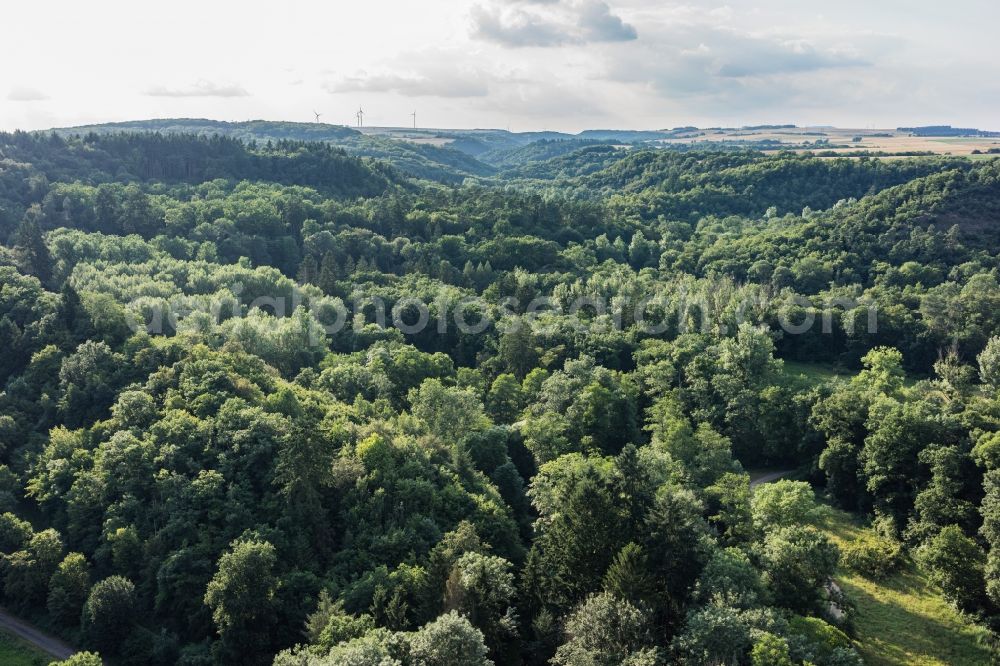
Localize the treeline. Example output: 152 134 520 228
0 131 395 237
50 119 498 184
579 150 970 220
480 139 616 170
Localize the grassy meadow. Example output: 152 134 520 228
820 508 994 665
0 630 51 666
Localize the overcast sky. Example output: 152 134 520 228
3 0 998 132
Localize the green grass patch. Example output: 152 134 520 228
780 360 854 388
0 630 51 666
780 360 923 389
819 507 994 665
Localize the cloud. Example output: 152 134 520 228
143 80 250 97
7 86 48 101
545 5 889 126
475 79 604 119
471 5 570 46
324 71 489 98
471 0 637 47
322 49 520 99
713 38 867 78
577 0 636 42
597 17 871 111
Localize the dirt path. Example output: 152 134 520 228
0 607 75 660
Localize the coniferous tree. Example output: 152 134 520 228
297 254 318 286
13 215 53 286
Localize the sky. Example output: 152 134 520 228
2 0 998 133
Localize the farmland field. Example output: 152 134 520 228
658 127 1000 156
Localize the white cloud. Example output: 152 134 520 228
322 49 506 99
577 0 637 42
471 0 637 47
144 80 250 98
325 72 489 98
595 13 873 115
7 86 49 101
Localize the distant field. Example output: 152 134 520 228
355 128 455 147
820 508 994 665
930 137 1000 146
661 127 1000 157
385 135 454 147
0 631 49 666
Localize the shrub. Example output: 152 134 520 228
840 536 903 579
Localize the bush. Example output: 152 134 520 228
840 536 903 579
751 632 793 666
915 525 987 613
49 653 103 666
788 615 854 660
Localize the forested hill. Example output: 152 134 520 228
58 119 363 143
51 119 497 184
573 150 971 217
479 139 617 170
45 120 704 183
2 127 1000 665
0 131 394 220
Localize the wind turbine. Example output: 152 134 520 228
313 110 322 123
356 107 364 127
410 111 417 129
